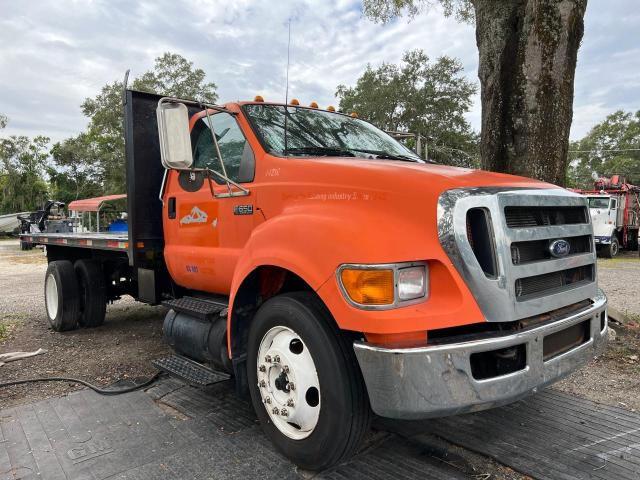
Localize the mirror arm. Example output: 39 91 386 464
205 168 250 198
200 104 233 196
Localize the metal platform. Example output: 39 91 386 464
152 355 229 386
2 379 640 479
0 379 468 480
162 296 228 321
427 389 640 480
21 232 129 252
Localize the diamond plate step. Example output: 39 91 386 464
162 296 228 321
153 355 229 386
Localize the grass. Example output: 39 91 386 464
0 323 7 341
0 314 26 342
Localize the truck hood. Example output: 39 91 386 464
286 156 558 193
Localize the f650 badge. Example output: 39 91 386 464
234 205 253 215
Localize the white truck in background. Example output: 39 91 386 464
575 175 640 258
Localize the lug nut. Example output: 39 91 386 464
280 408 289 417
286 399 295 407
274 355 281 363
265 397 272 404
259 364 266 372
265 355 272 363
272 407 280 415
287 382 295 391
282 365 290 374
259 380 266 387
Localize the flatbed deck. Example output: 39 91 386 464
21 232 129 251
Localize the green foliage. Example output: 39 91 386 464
336 50 478 167
134 53 218 103
0 128 50 214
0 114 7 130
51 52 218 196
362 0 474 24
48 133 104 205
568 110 640 188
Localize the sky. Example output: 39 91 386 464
1 0 638 144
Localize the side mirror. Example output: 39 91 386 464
156 102 193 169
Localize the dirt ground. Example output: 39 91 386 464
0 239 638 479
0 239 171 409
555 250 640 411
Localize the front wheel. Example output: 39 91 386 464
247 292 371 471
602 237 619 258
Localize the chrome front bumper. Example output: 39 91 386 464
353 290 608 419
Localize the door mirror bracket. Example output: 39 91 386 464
156 97 249 199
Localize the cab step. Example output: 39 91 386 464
162 296 228 321
153 355 229 386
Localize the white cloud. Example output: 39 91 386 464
0 0 637 144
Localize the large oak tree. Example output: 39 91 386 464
363 0 588 186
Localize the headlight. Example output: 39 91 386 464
397 265 427 301
337 262 428 309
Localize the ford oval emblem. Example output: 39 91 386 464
549 239 571 258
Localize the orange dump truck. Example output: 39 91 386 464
23 90 608 470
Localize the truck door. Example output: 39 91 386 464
610 197 620 226
162 110 257 294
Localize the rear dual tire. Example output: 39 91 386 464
247 292 371 471
44 259 106 331
45 261 80 332
75 259 106 328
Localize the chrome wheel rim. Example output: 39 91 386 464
257 325 321 440
45 273 59 320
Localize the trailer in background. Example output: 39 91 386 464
574 174 640 257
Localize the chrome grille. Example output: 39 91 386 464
505 206 588 228
515 265 595 300
511 235 592 264
438 188 598 322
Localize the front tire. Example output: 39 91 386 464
45 260 80 331
247 292 371 471
602 237 619 258
74 259 107 328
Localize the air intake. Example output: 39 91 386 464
466 208 498 278
505 206 588 228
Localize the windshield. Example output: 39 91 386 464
588 197 610 209
243 104 422 161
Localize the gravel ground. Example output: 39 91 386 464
554 250 640 410
0 239 171 409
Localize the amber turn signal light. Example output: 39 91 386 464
340 268 394 305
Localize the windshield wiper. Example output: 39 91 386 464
348 148 424 163
283 146 355 157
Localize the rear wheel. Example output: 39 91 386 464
247 292 371 471
45 260 80 331
74 259 107 328
602 237 619 258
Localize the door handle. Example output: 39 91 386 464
168 197 176 219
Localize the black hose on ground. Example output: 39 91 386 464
0 371 162 395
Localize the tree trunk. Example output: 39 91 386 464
473 0 586 186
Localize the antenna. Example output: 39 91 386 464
284 18 292 153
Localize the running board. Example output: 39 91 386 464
153 355 230 386
162 296 228 321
